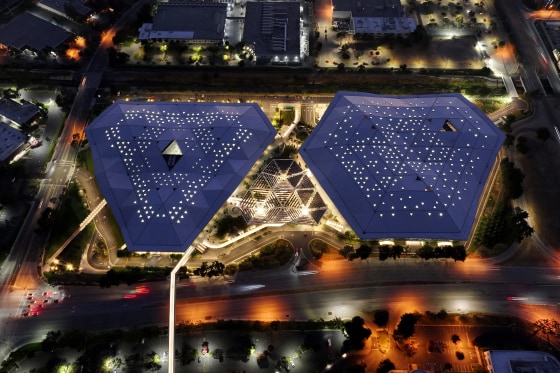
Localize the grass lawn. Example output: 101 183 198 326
237 239 293 271
44 181 89 264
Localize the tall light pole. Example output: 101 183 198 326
168 245 195 373
547 1 560 21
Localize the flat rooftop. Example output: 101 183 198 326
242 2 301 57
332 0 403 18
351 16 416 35
0 123 26 162
485 350 560 373
139 2 226 41
39 0 91 17
0 98 40 125
0 12 71 51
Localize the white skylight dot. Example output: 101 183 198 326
301 92 504 240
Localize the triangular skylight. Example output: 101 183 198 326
240 159 326 225
162 140 183 170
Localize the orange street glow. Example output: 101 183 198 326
74 36 86 48
66 48 80 60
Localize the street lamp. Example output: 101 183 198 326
548 2 560 20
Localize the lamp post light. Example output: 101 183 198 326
547 2 560 21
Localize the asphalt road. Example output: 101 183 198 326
2 257 560 353
494 0 560 249
0 0 154 359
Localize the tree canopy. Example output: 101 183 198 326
537 127 551 141
373 310 390 327
343 316 372 351
355 244 373 260
339 245 354 259
193 261 225 278
415 245 466 261
395 313 419 339
379 245 404 261
215 215 247 239
511 207 534 242
377 359 396 373
500 158 524 200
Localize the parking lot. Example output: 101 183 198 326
357 324 540 373
409 325 484 372
173 329 346 372
11 327 346 372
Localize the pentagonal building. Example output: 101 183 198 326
299 91 504 241
85 102 276 252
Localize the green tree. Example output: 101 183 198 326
193 261 209 277
144 351 162 371
356 244 373 260
41 330 62 352
194 261 225 277
310 239 327 259
515 136 529 154
395 313 419 339
416 245 434 260
391 245 404 259
534 319 560 347
473 202 508 248
343 316 372 351
59 329 88 351
170 253 183 261
379 245 391 261
134 1 153 27
215 215 247 239
478 66 491 76
451 245 467 261
337 231 357 243
339 245 354 258
208 261 225 277
373 310 390 327
511 207 534 242
500 158 524 199
117 249 132 258
437 309 448 319
403 341 418 356
504 134 515 147
499 120 512 134
348 364 367 373
377 359 396 373
112 30 132 45
536 127 551 141
225 263 238 276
